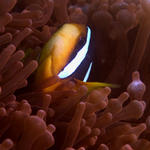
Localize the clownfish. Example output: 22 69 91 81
35 23 119 92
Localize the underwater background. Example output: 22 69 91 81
0 0 150 150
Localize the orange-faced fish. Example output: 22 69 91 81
35 23 119 92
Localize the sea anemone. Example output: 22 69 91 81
0 0 150 150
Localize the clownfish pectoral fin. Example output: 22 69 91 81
75 79 120 92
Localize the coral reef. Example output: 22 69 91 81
0 0 150 150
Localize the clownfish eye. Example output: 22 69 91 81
58 26 92 81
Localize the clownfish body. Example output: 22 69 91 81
35 23 119 92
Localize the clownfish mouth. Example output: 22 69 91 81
58 27 92 80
